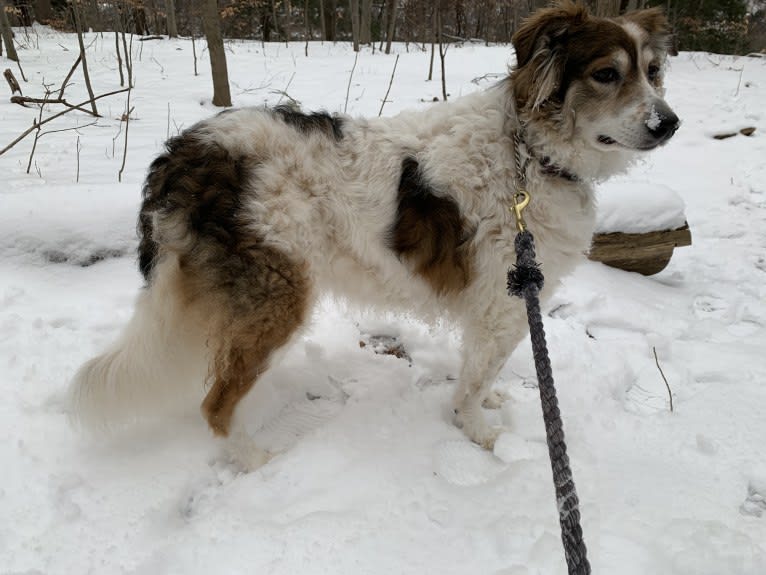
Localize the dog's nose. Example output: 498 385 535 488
647 105 680 142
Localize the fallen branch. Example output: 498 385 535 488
138 35 164 42
0 87 130 157
11 94 100 116
652 346 674 412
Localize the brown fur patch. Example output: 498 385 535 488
510 1 668 112
388 157 472 295
197 250 310 437
139 122 312 437
620 7 670 55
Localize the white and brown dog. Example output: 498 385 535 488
70 1 679 458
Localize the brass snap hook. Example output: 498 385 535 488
511 190 530 232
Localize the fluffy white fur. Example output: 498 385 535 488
70 4 677 456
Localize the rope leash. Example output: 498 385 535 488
507 133 591 575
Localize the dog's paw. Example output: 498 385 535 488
472 425 504 451
224 430 273 472
482 390 510 410
453 406 504 451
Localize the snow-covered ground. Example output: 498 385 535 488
1 27 765 575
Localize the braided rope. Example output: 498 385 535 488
508 231 591 575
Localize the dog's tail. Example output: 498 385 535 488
68 257 209 431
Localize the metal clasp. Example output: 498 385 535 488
511 190 530 232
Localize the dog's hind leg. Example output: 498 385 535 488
197 245 312 442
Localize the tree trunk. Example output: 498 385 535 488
32 0 54 23
349 0 359 51
166 0 178 37
319 0 326 40
283 0 291 44
0 0 19 62
384 0 396 54
201 0 232 107
360 0 371 44
322 0 335 41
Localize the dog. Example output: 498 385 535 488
70 1 679 459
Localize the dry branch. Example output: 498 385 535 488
378 54 399 117
344 51 359 114
57 54 83 99
3 68 21 95
11 94 100 116
652 347 674 412
0 87 130 156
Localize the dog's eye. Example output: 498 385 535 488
592 68 621 84
648 64 661 82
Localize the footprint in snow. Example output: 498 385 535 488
740 482 766 518
692 294 728 319
432 439 507 486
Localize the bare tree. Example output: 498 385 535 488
349 0 360 51
71 1 99 116
0 0 19 62
166 0 178 37
384 0 397 54
360 0 371 44
201 0 232 107
32 0 54 23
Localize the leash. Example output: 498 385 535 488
506 133 591 575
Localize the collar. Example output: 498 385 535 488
512 131 580 185
537 156 580 183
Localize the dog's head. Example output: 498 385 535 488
511 1 679 159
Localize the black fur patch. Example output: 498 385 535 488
137 126 251 281
388 157 472 294
272 104 344 141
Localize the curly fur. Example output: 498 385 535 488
69 1 678 455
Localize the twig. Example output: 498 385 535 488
115 31 124 87
151 56 164 75
118 88 133 183
378 54 400 117
57 54 82 99
734 66 744 97
0 87 130 156
71 3 98 116
652 346 674 412
191 33 198 76
274 72 296 105
76 135 81 182
344 51 359 114
12 94 100 116
16 60 28 82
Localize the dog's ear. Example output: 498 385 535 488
621 7 670 54
512 1 588 110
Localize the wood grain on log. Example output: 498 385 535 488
588 222 692 276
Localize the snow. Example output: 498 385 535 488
2 28 766 574
646 103 662 131
595 180 687 233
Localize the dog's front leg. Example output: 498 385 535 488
452 318 526 450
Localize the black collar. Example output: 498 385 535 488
538 156 579 183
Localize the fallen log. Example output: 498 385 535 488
588 222 692 276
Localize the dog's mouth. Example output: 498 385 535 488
597 134 662 151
